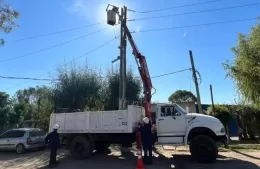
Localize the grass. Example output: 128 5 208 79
222 139 260 150
225 144 260 150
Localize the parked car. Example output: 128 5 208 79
0 128 46 154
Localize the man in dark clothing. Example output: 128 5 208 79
140 117 153 164
45 124 61 168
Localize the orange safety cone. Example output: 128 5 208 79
136 150 145 169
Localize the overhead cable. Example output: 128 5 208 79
0 27 110 63
129 3 260 22
0 76 55 81
151 68 191 78
133 17 258 33
136 0 222 14
1 68 191 81
4 36 119 90
6 21 106 43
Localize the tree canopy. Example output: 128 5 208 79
223 20 260 106
104 69 142 110
0 1 20 45
168 90 197 103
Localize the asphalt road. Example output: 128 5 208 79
0 146 259 169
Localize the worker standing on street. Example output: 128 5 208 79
152 123 157 150
45 124 61 168
140 117 153 164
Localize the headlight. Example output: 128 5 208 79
220 127 225 133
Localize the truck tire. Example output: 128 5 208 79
95 143 109 152
189 135 218 163
70 136 93 160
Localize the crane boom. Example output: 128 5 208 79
123 24 153 119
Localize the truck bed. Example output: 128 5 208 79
49 105 145 134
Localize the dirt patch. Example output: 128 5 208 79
0 146 259 169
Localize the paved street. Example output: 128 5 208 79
0 146 259 169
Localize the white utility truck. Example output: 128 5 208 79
49 103 227 163
48 5 227 163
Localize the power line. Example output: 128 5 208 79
4 36 119 91
0 27 110 63
136 0 222 14
3 1 220 42
151 68 191 78
1 68 191 82
129 3 260 22
6 21 106 43
31 36 120 79
133 17 258 33
0 76 54 81
3 17 258 89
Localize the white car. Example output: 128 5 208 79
0 128 46 154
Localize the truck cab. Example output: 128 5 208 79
153 103 228 162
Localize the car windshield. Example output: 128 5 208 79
175 104 188 114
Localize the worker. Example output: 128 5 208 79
140 117 153 164
152 123 157 150
45 124 61 168
238 126 243 141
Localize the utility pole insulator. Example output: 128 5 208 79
112 56 120 63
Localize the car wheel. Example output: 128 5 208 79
16 144 26 154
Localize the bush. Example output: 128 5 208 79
207 105 233 129
208 104 260 140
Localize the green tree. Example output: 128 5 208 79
0 1 20 45
223 19 260 106
14 86 54 131
104 69 142 110
168 90 197 103
0 91 13 132
54 64 104 112
15 87 37 120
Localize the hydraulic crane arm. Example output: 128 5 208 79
123 24 153 119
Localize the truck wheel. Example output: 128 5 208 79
95 143 109 152
190 135 218 163
70 136 93 160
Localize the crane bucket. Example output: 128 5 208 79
107 9 117 26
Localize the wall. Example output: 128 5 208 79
178 102 196 113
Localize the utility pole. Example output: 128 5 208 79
109 5 127 110
118 6 127 110
37 97 41 128
189 50 203 114
210 84 215 111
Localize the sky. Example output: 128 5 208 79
0 0 259 104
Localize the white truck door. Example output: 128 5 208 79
156 104 187 144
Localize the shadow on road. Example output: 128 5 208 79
37 147 183 169
169 153 260 169
1 147 260 169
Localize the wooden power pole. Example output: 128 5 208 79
210 84 215 111
189 50 203 114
